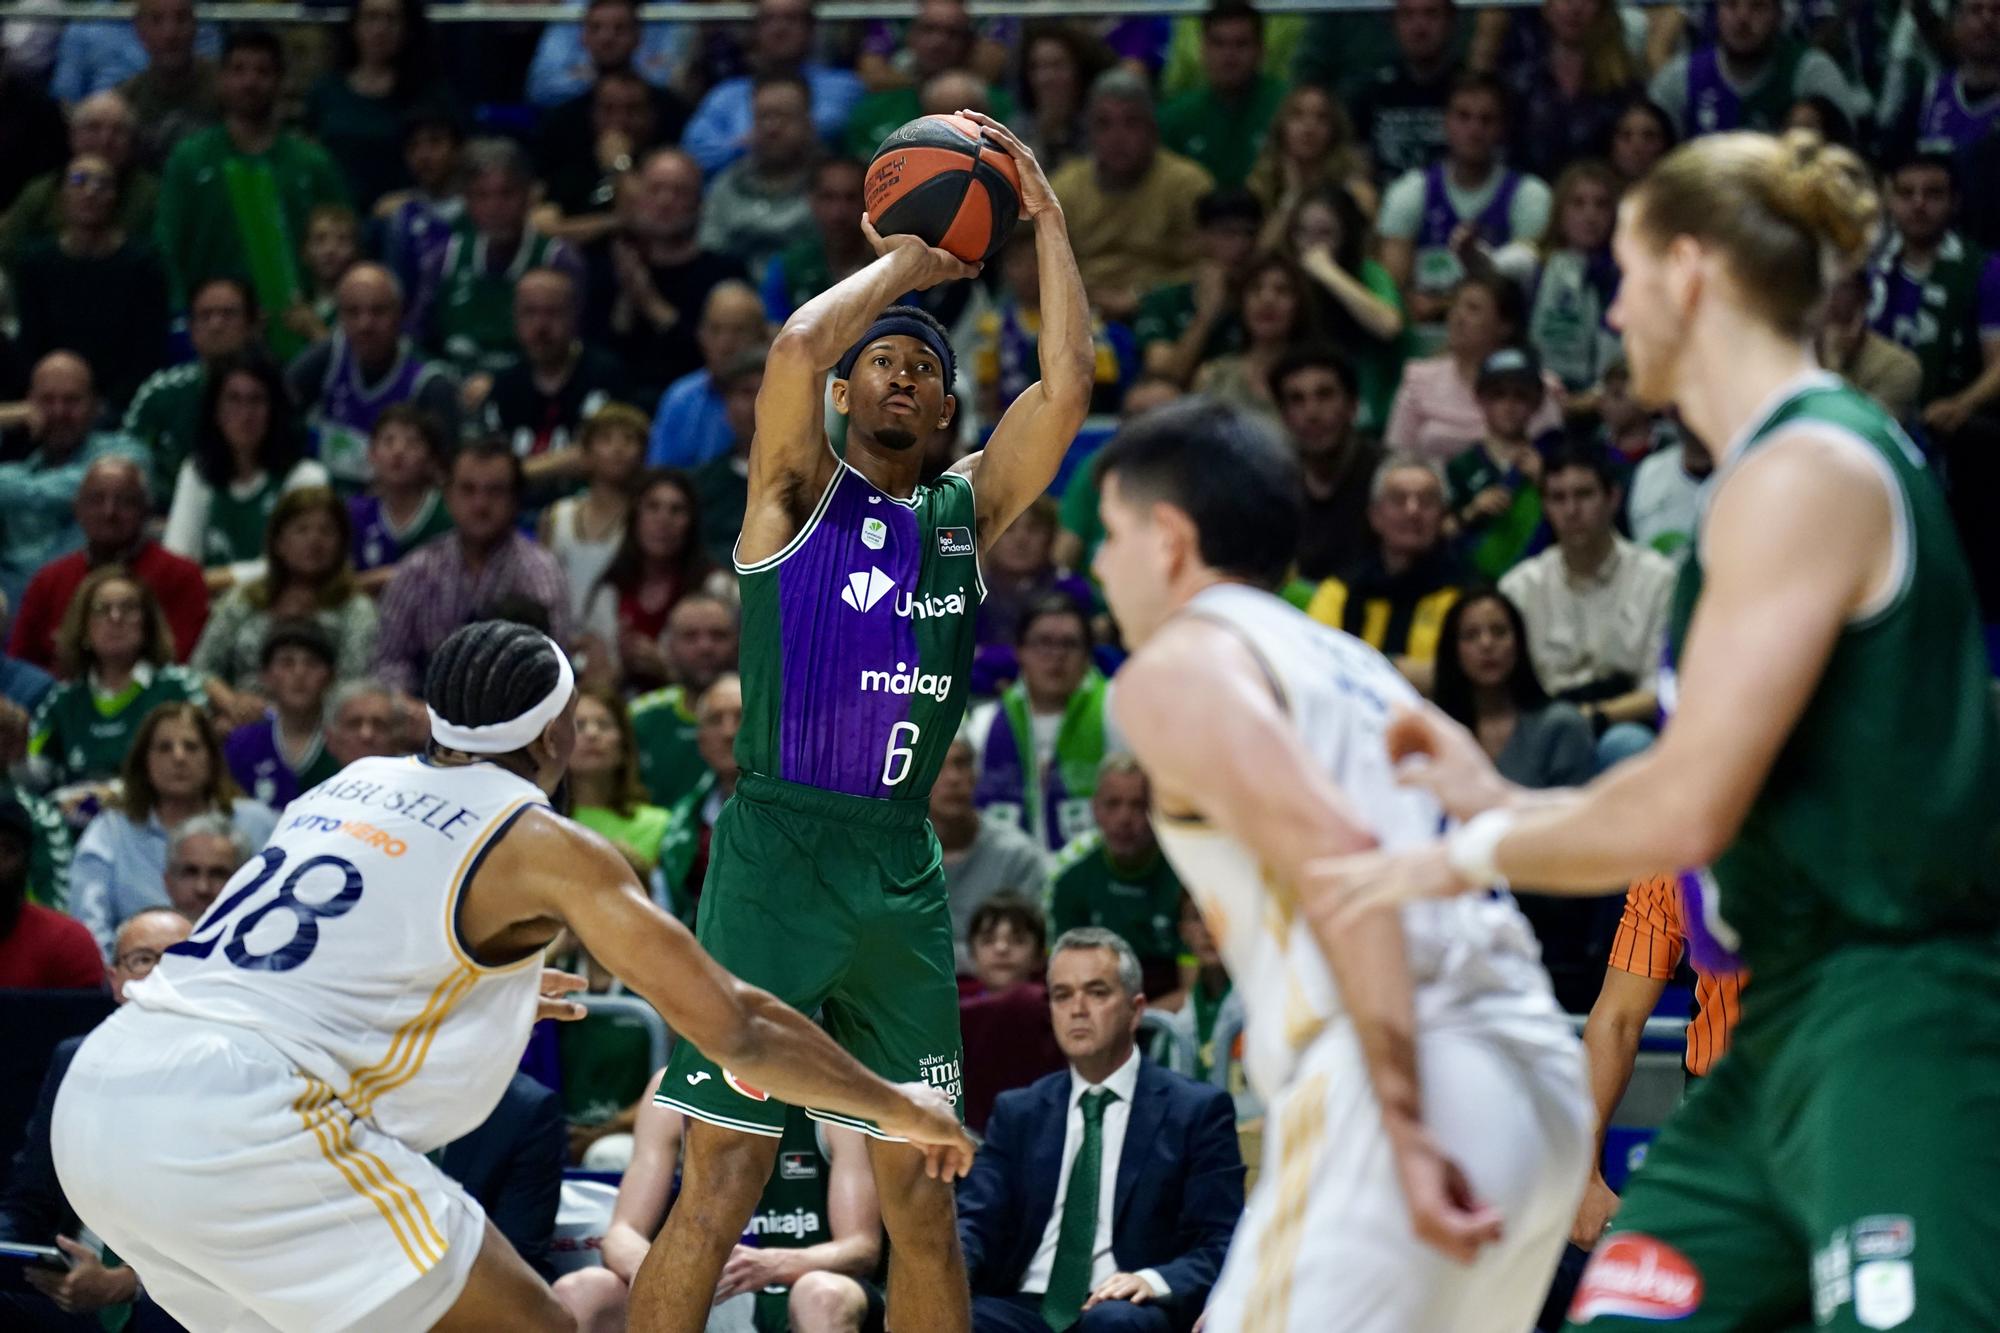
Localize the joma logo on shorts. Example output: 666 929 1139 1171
860 663 953 701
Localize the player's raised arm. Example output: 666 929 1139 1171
489 809 975 1178
1114 619 1501 1263
946 112 1094 551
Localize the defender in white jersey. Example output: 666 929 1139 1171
49 622 973 1333
1090 399 1591 1333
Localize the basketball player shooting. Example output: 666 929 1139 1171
48 622 974 1333
632 110 1093 1333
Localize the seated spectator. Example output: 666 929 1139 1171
1279 184 1407 433
1276 346 1383 583
117 0 218 167
553 1082 882 1333
0 908 187 1331
1490 0 1637 182
970 595 1109 854
537 48 685 231
476 267 630 476
285 262 462 492
1817 268 1923 421
570 687 672 879
935 738 1050 965
0 703 74 911
1305 454 1463 692
123 276 259 500
690 347 768 562
0 90 156 266
580 470 730 694
1527 160 1623 401
845 0 1011 157
699 73 822 278
1049 758 1183 998
1151 892 1236 1083
974 498 1096 696
0 354 146 609
1012 23 1113 174
1348 0 1462 182
655 672 741 921
1136 190 1259 388
1869 152 1997 425
163 354 331 588
1626 428 1712 558
1433 586 1593 789
27 569 206 800
419 139 583 378
373 441 572 696
629 595 740 808
958 927 1243 1333
1648 0 1861 139
1499 444 1674 769
1250 90 1377 245
1052 68 1215 322
543 405 646 624
348 404 453 590
371 109 465 300
1607 97 1675 189
304 0 450 212
154 29 348 357
1892 0 2000 168
1383 274 1563 463
1053 377 1183 575
1377 73 1552 351
972 230 1126 425
220 619 341 809
526 0 691 109
10 457 207 673
160 812 250 920
1157 1 1285 193
958 893 1067 1130
280 203 362 348
322 679 401 770
1445 348 1554 580
0 794 103 987
762 157 871 325
1191 252 1318 419
70 701 277 957
585 149 752 406
681 0 866 176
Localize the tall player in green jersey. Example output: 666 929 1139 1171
1323 130 2000 1331
633 112 1092 1333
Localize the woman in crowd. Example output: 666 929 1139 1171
1280 183 1408 433
1607 97 1676 187
569 688 672 882
1245 84 1377 224
579 470 731 693
68 700 279 958
192 487 378 728
541 404 648 627
30 569 208 797
306 0 448 210
1384 272 1565 462
1526 159 1624 403
1192 253 1319 419
1014 23 1112 171
163 353 331 593
1487 0 1639 180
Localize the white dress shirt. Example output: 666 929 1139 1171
1499 536 1676 698
1020 1048 1170 1299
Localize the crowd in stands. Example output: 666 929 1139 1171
3 0 1999 1326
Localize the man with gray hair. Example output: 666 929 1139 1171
324 680 402 768
0 88 155 263
1048 68 1214 322
162 812 252 920
1050 757 1183 998
1303 450 1463 693
955 924 1243 1333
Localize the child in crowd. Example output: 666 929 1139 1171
1527 160 1623 410
540 404 648 626
1446 348 1554 580
347 405 454 593
222 619 340 811
285 205 363 347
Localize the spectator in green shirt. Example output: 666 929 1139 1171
1049 755 1184 998
1157 0 1287 192
154 28 349 358
124 276 261 504
0 89 158 265
760 156 871 323
1135 188 1260 386
569 687 673 881
1053 376 1182 575
843 0 1015 160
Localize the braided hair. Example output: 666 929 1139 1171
424 620 565 771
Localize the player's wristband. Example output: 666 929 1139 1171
1446 808 1517 890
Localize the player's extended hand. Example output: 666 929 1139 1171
883 1081 977 1181
714 1243 792 1303
1384 702 1518 824
537 968 589 1022
1386 1119 1503 1264
1083 1273 1156 1309
861 214 982 289
956 109 1059 222
1308 841 1477 931
1570 1170 1621 1248
23 1237 137 1314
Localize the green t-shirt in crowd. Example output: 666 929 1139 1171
29 665 209 788
842 85 1017 163
630 686 708 810
1157 74 1287 192
123 362 208 504
1050 829 1184 963
575 802 674 876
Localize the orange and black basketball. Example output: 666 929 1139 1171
864 114 1023 265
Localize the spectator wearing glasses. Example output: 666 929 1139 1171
969 596 1109 856
123 276 260 501
0 89 155 265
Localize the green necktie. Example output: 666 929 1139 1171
1043 1087 1118 1333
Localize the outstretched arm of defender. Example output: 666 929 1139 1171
1114 620 1501 1263
491 812 975 1177
947 113 1094 550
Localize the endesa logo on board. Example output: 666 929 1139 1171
1570 1234 1704 1323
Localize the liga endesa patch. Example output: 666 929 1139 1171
1570 1234 1705 1322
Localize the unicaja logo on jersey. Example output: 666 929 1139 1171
1570 1235 1704 1323
841 567 896 612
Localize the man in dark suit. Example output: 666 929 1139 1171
431 1070 566 1280
958 927 1243 1333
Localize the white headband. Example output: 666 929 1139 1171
426 637 575 754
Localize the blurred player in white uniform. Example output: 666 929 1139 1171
50 621 971 1333
1091 398 1591 1333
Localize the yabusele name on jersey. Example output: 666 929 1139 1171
1570 1234 1704 1323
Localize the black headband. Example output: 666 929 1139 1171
834 314 956 389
